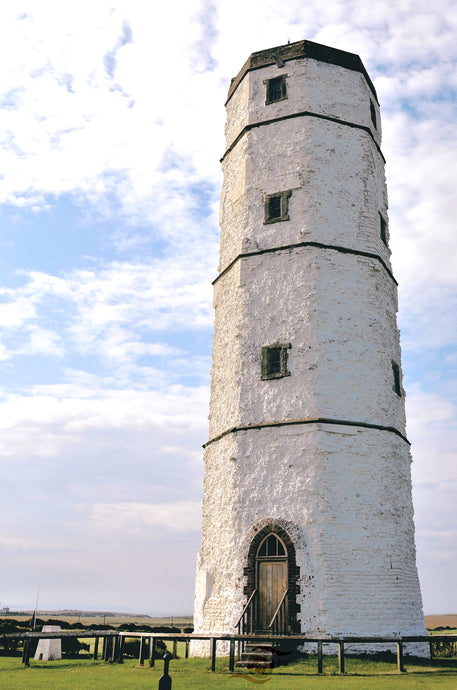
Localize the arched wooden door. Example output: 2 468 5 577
256 533 288 631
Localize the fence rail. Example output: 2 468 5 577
1 630 456 674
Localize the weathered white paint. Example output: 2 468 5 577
193 42 427 656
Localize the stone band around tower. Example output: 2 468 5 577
203 416 410 449
221 109 385 163
213 240 398 287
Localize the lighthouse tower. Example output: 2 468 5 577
194 40 426 649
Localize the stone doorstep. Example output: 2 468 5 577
236 642 276 669
236 660 273 669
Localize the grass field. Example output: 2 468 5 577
2 614 457 687
1 655 457 689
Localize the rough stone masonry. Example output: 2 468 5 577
193 40 428 656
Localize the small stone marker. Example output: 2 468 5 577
34 625 62 661
158 652 172 689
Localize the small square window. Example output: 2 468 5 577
264 190 291 224
268 196 282 220
265 76 287 104
267 347 281 374
261 343 291 380
379 213 387 246
370 101 377 129
392 361 402 397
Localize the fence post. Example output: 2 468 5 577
112 635 118 662
149 637 156 667
118 635 124 663
211 638 217 671
229 637 235 672
93 636 99 660
338 641 345 674
317 640 323 674
397 641 405 673
172 639 177 658
138 636 144 666
22 638 31 667
185 639 189 659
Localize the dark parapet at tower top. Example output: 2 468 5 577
226 39 377 104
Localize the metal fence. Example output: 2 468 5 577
1 630 456 675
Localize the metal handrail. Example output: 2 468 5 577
236 589 257 633
235 589 257 659
268 589 288 634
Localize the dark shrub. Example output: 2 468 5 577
42 619 71 630
61 638 90 657
88 623 115 630
117 623 154 633
430 639 457 658
0 620 23 655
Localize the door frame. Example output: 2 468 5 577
256 550 288 630
243 521 300 633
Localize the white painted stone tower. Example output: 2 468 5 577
194 40 426 650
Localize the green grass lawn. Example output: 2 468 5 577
1 655 457 689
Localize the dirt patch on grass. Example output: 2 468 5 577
425 614 457 629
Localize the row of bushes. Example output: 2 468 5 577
0 618 193 633
0 618 193 658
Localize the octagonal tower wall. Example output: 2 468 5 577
194 39 426 656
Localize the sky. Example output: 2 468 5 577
0 0 456 617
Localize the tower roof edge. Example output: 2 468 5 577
226 39 378 105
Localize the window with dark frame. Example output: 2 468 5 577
265 75 287 104
370 101 377 129
257 534 286 558
392 361 402 396
380 213 387 246
261 343 291 380
264 190 291 224
267 347 281 374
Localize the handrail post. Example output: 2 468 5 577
338 641 345 674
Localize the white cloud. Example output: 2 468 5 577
92 501 201 533
0 253 215 369
0 0 456 616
